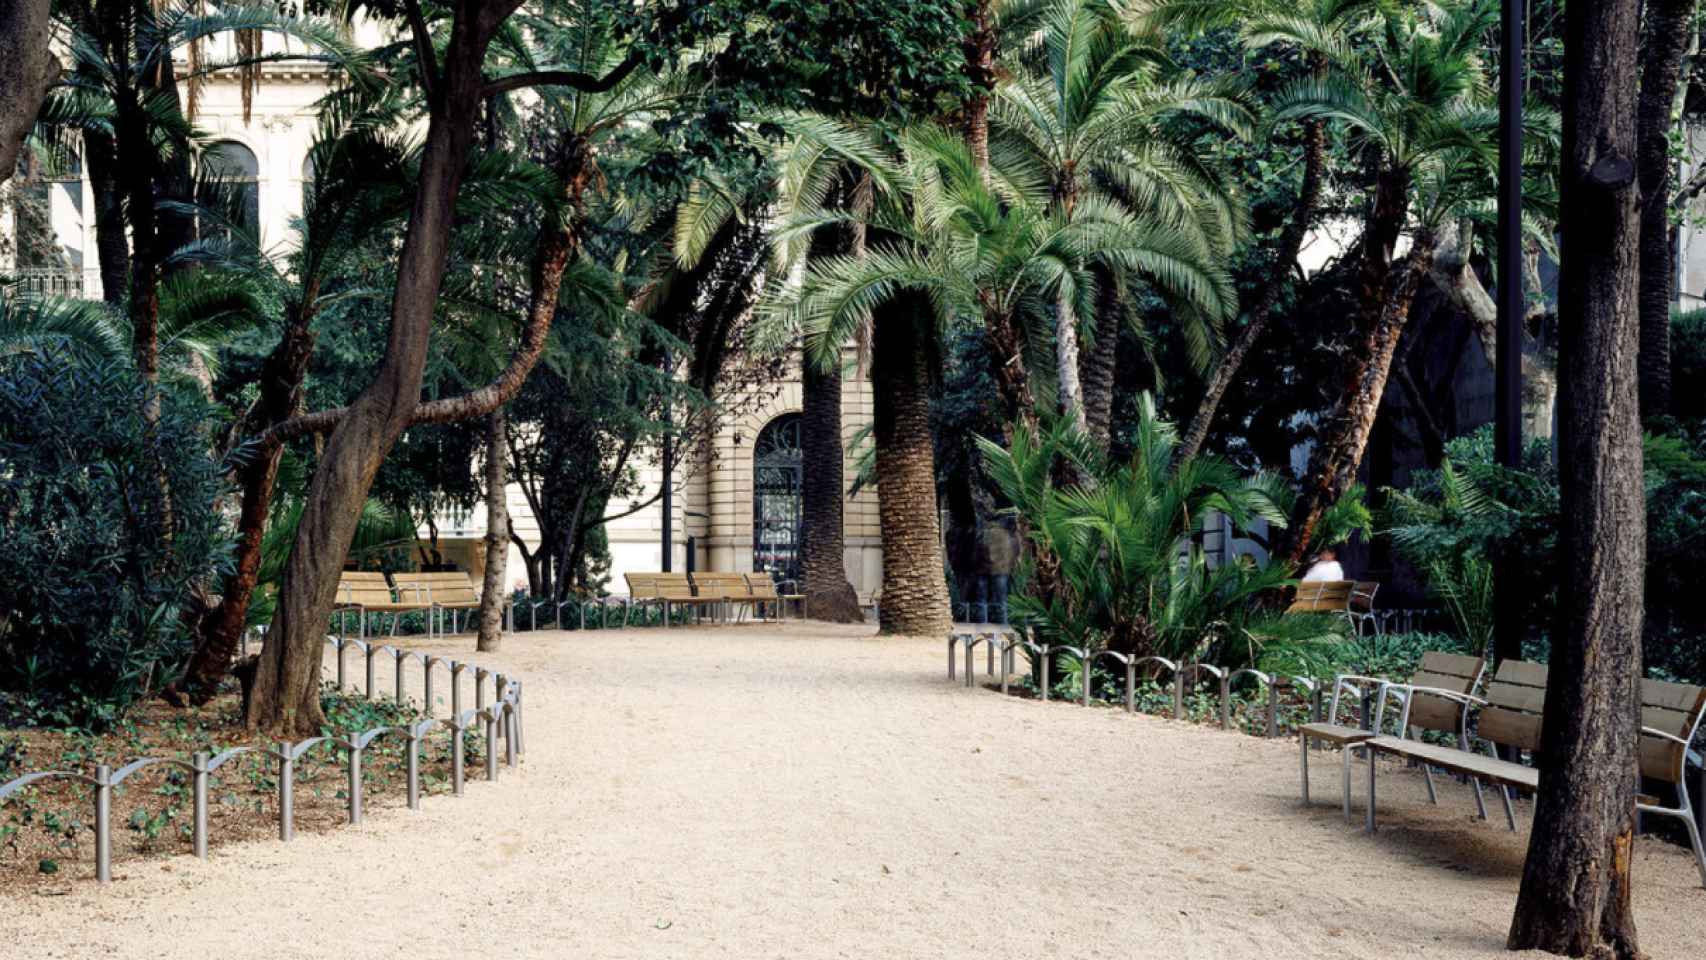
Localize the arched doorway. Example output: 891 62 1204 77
752 413 803 586
198 140 260 239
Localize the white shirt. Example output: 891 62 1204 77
1301 560 1345 582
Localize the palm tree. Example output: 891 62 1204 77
993 0 1250 443
1143 0 1389 465
1269 0 1549 560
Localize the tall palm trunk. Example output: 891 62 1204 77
800 360 864 621
1284 166 1424 563
476 407 508 652
1635 0 1695 424
82 129 131 305
871 294 953 636
1175 116 1328 465
962 0 995 180
1508 2 1644 954
247 15 508 735
1078 271 1122 450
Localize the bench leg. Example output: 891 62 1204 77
1365 746 1377 834
1685 812 1706 889
1299 733 1310 805
1499 785 1517 831
1470 776 1488 821
1342 743 1354 823
1422 763 1438 805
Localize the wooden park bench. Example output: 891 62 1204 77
690 572 756 622
1362 659 1549 833
1636 678 1706 887
394 570 506 639
333 570 430 639
1286 580 1354 615
1348 581 1381 635
623 572 719 626
1297 652 1486 821
744 573 805 621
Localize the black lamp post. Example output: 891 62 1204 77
1493 0 1525 666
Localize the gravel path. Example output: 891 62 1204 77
3 623 1703 958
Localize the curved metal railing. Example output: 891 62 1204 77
947 628 1326 738
0 634 526 885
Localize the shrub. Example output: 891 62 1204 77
0 352 234 729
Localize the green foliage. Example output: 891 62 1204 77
981 393 1348 671
0 352 235 729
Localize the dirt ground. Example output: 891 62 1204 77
2 623 1702 958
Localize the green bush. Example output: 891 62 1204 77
0 352 234 729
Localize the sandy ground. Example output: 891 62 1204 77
3 622 1703 959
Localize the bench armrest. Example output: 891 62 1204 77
1640 726 1690 746
1384 684 1488 708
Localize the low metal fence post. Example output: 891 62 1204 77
1219 675 1232 730
192 752 209 859
1125 662 1136 714
514 681 525 756
278 742 295 842
503 707 517 768
475 668 489 712
450 661 465 720
1267 681 1281 738
365 645 377 699
484 713 499 782
985 634 995 675
947 635 957 680
94 764 112 884
1081 657 1092 707
450 721 466 797
1040 651 1050 702
405 728 422 810
336 640 347 690
964 639 976 689
394 650 406 703
423 659 436 717
347 742 363 825
1173 668 1185 720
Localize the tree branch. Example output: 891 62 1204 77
480 52 644 99
403 0 439 106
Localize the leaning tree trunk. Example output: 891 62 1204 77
0 0 56 192
247 15 502 735
476 407 508 652
871 295 953 636
1285 227 1438 565
1635 0 1695 424
1175 116 1329 466
800 359 865 622
1507 0 1646 955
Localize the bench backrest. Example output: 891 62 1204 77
395 571 479 605
1405 652 1487 734
1478 659 1549 753
651 573 697 601
338 571 396 606
744 574 779 601
1640 679 1706 784
691 572 752 600
625 572 661 599
1349 581 1379 614
1287 580 1353 614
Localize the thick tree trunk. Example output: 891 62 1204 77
476 407 507 652
1635 0 1695 424
0 0 56 191
871 295 953 636
962 0 995 180
1175 117 1328 466
83 130 131 305
1285 227 1436 565
1055 297 1090 434
1507 0 1645 955
800 360 864 622
247 10 508 735
1078 272 1121 451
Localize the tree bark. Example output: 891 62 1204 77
1078 271 1122 451
1055 296 1090 435
961 0 995 181
800 359 864 621
871 294 953 636
1635 0 1695 424
0 0 56 191
247 3 519 735
82 130 131 305
1285 221 1435 565
1175 117 1328 466
1507 1 1645 955
476 407 507 652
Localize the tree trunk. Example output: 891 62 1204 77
871 294 953 636
1078 271 1121 451
1285 225 1436 565
476 407 508 652
83 130 131 305
1507 1 1645 955
1055 296 1090 435
800 359 864 621
961 0 995 181
247 10 506 735
0 0 56 191
1175 117 1328 466
1635 0 1695 424
178 301 318 701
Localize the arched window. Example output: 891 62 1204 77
752 413 803 585
198 140 260 238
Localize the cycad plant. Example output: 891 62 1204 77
1383 458 1512 657
978 393 1347 673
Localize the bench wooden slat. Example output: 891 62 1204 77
1486 682 1546 715
1495 659 1549 688
1643 679 1706 713
1368 735 1539 791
